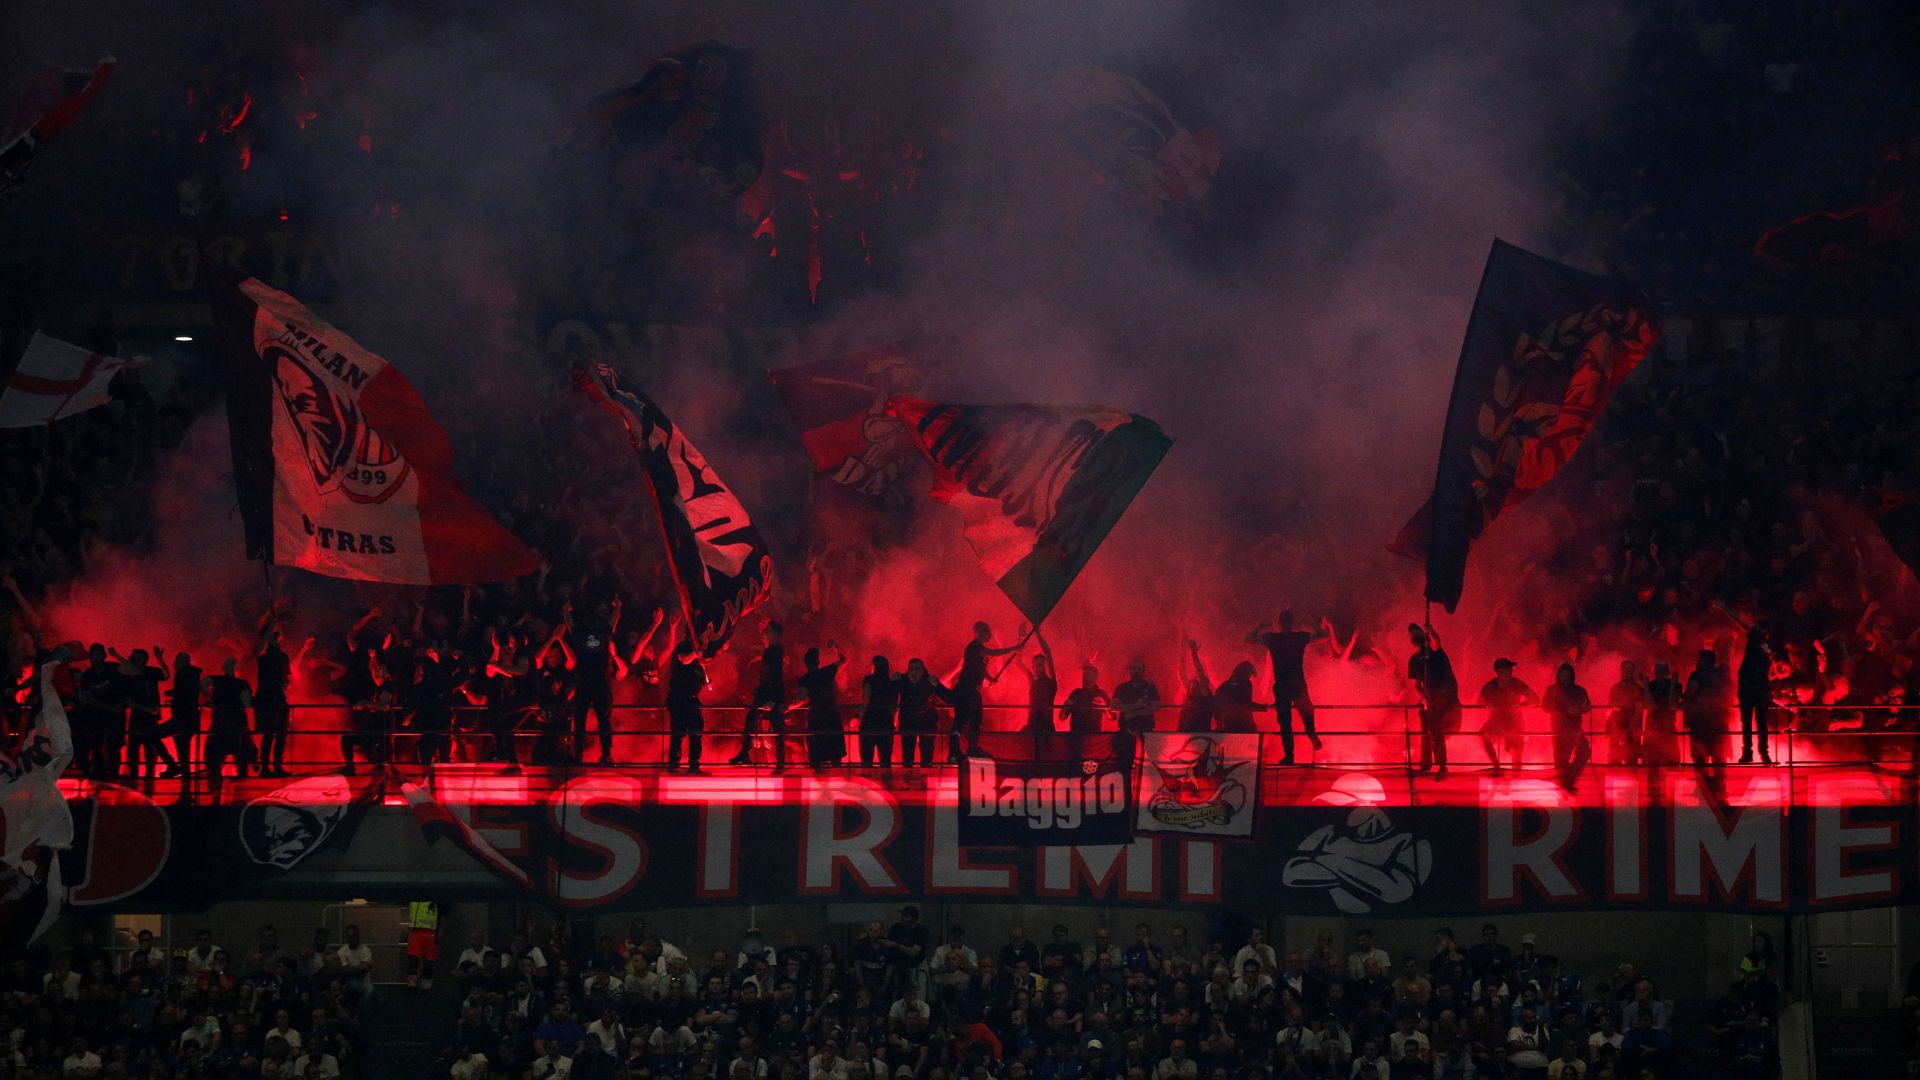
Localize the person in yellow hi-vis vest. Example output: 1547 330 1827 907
406 901 439 990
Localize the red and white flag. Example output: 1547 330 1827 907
0 333 146 427
0 663 77 947
1 57 114 201
213 277 540 584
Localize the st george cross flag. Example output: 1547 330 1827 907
1 57 114 201
1392 240 1658 612
0 333 146 427
886 398 1171 625
213 277 539 584
576 363 772 658
0 663 77 948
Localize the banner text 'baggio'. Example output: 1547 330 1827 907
957 734 1134 846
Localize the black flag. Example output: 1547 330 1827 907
1393 240 1658 612
575 363 773 657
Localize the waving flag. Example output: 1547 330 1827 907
768 341 930 497
1 57 114 201
0 663 76 948
887 398 1171 625
213 277 539 584
1392 240 1658 612
576 363 772 658
0 333 147 427
560 41 764 208
1755 194 1906 268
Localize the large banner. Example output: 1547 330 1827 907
957 735 1133 847
44 767 1920 916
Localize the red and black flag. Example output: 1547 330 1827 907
211 277 540 584
886 398 1171 626
1037 64 1226 223
1 57 114 201
576 363 773 658
560 41 764 207
768 341 932 498
1393 240 1658 612
1754 194 1906 268
1872 482 1920 581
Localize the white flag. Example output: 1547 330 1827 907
0 663 76 944
0 333 146 427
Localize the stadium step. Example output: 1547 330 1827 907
1811 1010 1902 1080
361 986 454 1077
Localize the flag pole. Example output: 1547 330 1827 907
990 621 1042 683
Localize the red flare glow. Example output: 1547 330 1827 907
217 92 252 134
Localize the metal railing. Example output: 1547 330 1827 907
59 699 1919 803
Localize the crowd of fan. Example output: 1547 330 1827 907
2 922 383 1079
434 913 1785 1080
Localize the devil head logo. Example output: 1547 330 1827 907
268 345 409 504
1282 774 1432 914
239 775 355 868
1146 736 1249 830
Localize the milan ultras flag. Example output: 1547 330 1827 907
1 57 114 201
0 664 76 948
1754 195 1907 268
887 398 1171 625
958 734 1135 847
1392 240 1658 612
769 342 931 497
212 277 540 584
575 363 772 658
560 41 764 207
0 333 147 427
1134 733 1259 840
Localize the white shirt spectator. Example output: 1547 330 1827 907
1347 946 1390 982
1155 1056 1199 1080
530 1053 572 1079
179 1017 221 1052
1505 1024 1550 1070
266 1025 303 1053
335 943 373 972
1273 1025 1318 1055
1231 942 1278 975
1348 1054 1389 1079
729 1056 770 1080
292 1052 341 1078
889 997 932 1021
586 1019 626 1055
809 1052 848 1080
1229 973 1273 1004
43 970 81 998
449 1052 488 1080
61 1049 103 1078
650 1026 698 1055
1588 1031 1622 1054
186 945 221 973
456 946 488 972
1387 1029 1429 1060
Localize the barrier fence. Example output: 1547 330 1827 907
62 699 1920 803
